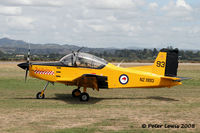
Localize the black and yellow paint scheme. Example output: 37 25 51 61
18 48 184 101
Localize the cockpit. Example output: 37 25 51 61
60 52 108 69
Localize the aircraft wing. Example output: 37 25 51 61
57 74 108 90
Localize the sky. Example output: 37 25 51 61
0 0 200 49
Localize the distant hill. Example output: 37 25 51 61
0 38 27 46
0 38 117 55
0 38 199 62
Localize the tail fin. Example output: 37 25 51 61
152 48 179 77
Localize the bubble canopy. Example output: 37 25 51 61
60 52 108 69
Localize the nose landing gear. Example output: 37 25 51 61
36 82 49 99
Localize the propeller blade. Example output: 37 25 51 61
25 43 30 82
27 44 30 63
25 68 28 82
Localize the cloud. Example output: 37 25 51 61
6 16 35 30
89 25 107 32
149 2 158 9
161 0 193 18
176 0 192 10
162 0 192 11
106 16 117 21
119 23 141 33
0 0 199 49
90 0 136 9
0 6 21 15
0 0 32 6
0 0 63 7
1 33 10 38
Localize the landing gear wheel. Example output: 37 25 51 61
72 89 81 97
36 92 45 99
80 92 90 102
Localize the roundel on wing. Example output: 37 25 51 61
119 74 129 85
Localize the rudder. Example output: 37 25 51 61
152 48 179 77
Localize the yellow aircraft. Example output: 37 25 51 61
18 48 184 101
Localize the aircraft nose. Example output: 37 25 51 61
17 62 29 70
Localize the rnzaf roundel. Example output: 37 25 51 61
119 74 129 85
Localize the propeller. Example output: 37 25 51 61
17 44 30 82
25 44 30 82
25 67 28 82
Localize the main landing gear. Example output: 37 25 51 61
36 82 49 99
72 87 81 97
72 87 90 102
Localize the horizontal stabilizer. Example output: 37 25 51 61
174 77 192 82
161 76 191 82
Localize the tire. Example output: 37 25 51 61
36 92 45 99
72 89 81 97
80 92 90 102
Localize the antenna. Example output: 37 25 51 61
73 47 84 66
117 59 124 67
77 47 84 53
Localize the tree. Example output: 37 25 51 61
0 50 4 57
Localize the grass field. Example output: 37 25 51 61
0 62 200 133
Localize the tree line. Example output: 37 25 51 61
0 48 200 62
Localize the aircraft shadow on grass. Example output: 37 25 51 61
14 94 179 104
